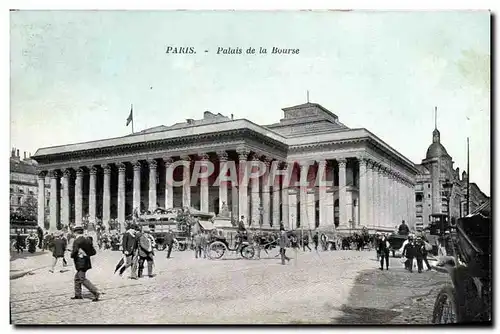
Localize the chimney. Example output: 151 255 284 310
24 151 26 160
11 148 15 158
16 149 19 157
231 114 234 120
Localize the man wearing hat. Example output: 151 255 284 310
378 232 390 270
137 226 156 278
70 225 100 301
119 223 139 279
50 231 68 273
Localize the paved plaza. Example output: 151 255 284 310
10 249 450 325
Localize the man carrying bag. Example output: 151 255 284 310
71 226 100 302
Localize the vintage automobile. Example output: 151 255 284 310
431 202 491 324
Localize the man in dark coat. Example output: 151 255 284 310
312 232 319 251
137 226 155 278
302 233 311 251
119 224 139 279
15 231 24 253
71 226 99 301
50 231 68 273
378 233 390 270
398 220 410 236
164 229 175 259
37 227 44 250
402 236 416 272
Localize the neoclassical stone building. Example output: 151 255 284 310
32 103 418 233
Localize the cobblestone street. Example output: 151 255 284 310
10 249 450 324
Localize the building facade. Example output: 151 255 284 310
10 148 50 216
414 126 489 230
32 103 418 233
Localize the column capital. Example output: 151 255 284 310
358 157 368 167
180 155 191 162
89 166 98 175
48 170 59 178
76 168 84 177
337 158 347 168
37 170 47 179
251 154 261 162
148 159 158 169
198 153 210 161
236 148 250 161
317 160 327 168
216 151 228 161
63 168 72 178
263 157 272 167
366 159 377 169
132 161 142 171
102 164 111 174
163 157 174 165
279 161 289 170
118 163 127 172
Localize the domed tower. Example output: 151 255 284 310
422 108 451 215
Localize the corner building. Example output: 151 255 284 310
32 103 418 233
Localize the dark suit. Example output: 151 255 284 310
164 232 174 258
378 237 390 269
71 235 98 298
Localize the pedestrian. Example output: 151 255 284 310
50 231 68 273
15 231 23 253
137 226 156 278
303 233 311 251
312 232 319 250
70 225 100 301
402 236 416 273
201 231 208 259
415 236 426 273
279 230 291 265
375 232 381 261
378 233 390 270
119 224 139 279
194 232 203 259
164 228 175 259
37 226 44 250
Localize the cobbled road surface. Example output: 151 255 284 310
10 248 450 324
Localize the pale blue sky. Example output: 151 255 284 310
10 11 490 194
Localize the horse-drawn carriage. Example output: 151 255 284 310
206 229 280 260
431 202 491 324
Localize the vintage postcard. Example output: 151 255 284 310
9 10 491 325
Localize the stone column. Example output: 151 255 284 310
250 156 261 227
117 163 126 230
317 160 327 230
148 160 157 211
61 169 70 227
37 172 46 229
365 160 373 229
389 173 395 227
75 168 83 227
163 157 174 209
181 155 191 208
88 166 97 224
217 151 229 214
261 158 271 228
373 163 381 229
199 153 210 213
237 149 249 225
272 163 281 228
299 161 310 229
49 171 59 231
281 163 290 229
102 164 111 229
359 158 368 228
132 161 141 212
338 158 348 228
380 167 389 227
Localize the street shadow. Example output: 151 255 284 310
10 250 47 262
330 267 404 325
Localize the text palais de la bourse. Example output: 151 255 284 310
166 46 300 55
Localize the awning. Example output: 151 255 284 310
198 220 215 231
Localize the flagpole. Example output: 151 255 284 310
131 104 134 134
466 137 470 215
